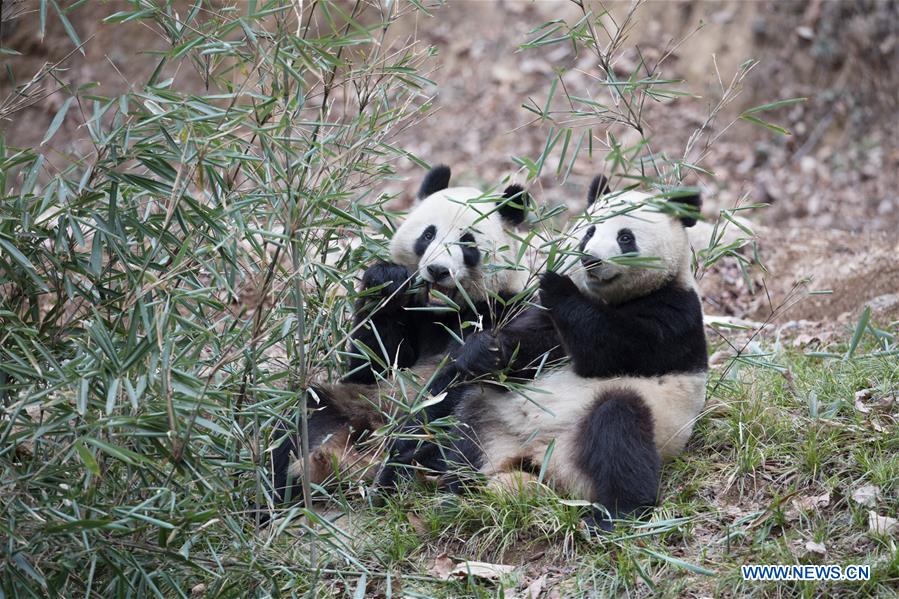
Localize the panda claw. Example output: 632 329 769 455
582 511 615 534
374 462 402 491
361 262 413 310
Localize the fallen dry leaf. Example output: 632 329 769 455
854 388 898 414
785 492 830 521
870 419 888 433
524 574 547 599
793 492 830 511
792 333 820 347
867 512 899 536
450 560 516 581
851 485 881 508
428 553 454 580
804 540 827 555
855 389 874 414
406 512 428 536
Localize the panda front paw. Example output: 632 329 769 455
361 262 413 311
375 435 433 490
455 331 504 376
538 271 579 308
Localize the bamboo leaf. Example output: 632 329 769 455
85 438 154 467
75 441 101 477
640 548 715 576
844 306 871 360
742 97 807 114
19 154 44 199
739 114 791 136
51 0 84 54
42 97 75 146
39 0 48 39
0 238 49 291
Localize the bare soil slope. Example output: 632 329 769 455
2 0 896 331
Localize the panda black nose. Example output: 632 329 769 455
427 265 450 281
581 256 603 270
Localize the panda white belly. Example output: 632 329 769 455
463 368 706 497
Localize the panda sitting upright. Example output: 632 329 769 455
269 165 536 505
380 176 708 531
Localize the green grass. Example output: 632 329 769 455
255 332 898 598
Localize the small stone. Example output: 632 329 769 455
796 26 815 40
805 540 827 555
868 512 899 536
800 156 817 175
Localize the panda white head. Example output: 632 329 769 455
566 175 701 305
389 165 528 302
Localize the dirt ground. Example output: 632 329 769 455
384 0 899 329
2 0 897 328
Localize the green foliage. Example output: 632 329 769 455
1 1 440 595
1 1 887 597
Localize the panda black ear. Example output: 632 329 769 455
669 192 702 227
497 184 528 226
417 164 451 200
587 175 610 207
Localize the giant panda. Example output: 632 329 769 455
377 176 708 531
268 165 536 505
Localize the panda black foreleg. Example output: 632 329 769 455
345 312 420 384
374 441 438 490
425 333 503 396
427 307 562 396
375 401 485 492
377 333 507 489
435 430 487 494
380 424 484 495
344 262 421 384
374 382 469 489
576 388 661 532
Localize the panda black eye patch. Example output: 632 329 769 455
414 225 437 256
616 228 637 254
579 225 596 252
459 231 481 268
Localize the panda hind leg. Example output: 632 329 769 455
271 384 381 504
270 403 350 505
576 388 661 532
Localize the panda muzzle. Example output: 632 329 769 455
426 264 451 283
581 256 603 271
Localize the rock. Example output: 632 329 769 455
805 540 827 555
795 26 815 40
